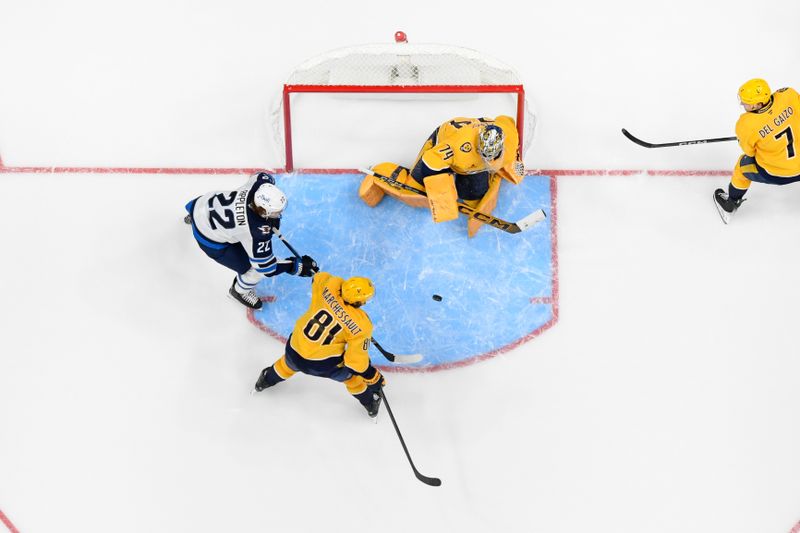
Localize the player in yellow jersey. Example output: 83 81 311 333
359 116 526 237
714 79 800 223
253 272 386 417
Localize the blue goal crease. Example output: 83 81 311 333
251 172 555 370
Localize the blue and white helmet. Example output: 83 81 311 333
478 124 504 162
253 183 286 218
253 171 276 185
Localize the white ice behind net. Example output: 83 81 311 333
269 41 537 168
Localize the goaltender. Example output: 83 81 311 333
359 116 525 237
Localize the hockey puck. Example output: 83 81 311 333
432 294 443 301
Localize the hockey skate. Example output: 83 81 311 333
362 393 382 418
253 368 273 392
228 279 263 310
713 188 744 225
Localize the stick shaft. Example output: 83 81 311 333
621 128 737 148
379 390 441 486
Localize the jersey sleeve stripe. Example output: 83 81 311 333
253 257 278 271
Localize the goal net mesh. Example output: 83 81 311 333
270 39 537 170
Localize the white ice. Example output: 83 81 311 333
1 1 799 532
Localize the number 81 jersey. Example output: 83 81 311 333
290 272 374 375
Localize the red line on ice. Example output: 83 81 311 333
0 508 20 533
0 156 727 372
0 157 729 178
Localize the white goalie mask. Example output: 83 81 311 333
478 124 505 162
253 183 287 218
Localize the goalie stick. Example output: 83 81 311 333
359 167 546 234
379 389 442 487
273 228 423 365
621 128 737 148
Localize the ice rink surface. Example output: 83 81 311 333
246 172 554 369
1 1 799 532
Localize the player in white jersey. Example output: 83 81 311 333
185 171 318 309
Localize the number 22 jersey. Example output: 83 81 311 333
191 173 281 274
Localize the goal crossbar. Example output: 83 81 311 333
281 84 526 172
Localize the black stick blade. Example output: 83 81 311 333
621 128 657 148
416 472 442 486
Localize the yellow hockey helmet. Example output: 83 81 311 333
738 78 771 106
478 124 504 162
341 277 375 306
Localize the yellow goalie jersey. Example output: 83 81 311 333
289 272 373 375
736 87 800 177
416 116 521 178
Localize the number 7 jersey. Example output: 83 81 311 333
736 87 800 177
289 272 374 375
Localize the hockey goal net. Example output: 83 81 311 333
270 32 537 172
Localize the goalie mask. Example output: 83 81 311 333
253 183 287 218
478 124 504 162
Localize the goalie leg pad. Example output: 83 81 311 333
423 173 459 223
358 174 385 207
369 162 429 208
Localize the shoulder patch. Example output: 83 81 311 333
460 142 472 153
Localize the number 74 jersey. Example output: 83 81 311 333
289 272 374 375
737 87 800 177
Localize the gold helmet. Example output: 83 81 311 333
738 78 771 106
341 277 375 306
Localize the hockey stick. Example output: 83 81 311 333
271 227 302 259
359 167 546 234
371 338 423 364
621 128 737 148
379 389 441 487
275 228 423 365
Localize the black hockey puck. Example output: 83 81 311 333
432 294 443 301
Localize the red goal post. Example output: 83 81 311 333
271 34 537 172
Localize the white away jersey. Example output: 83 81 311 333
191 173 281 275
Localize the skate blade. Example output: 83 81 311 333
227 292 262 310
713 195 731 225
